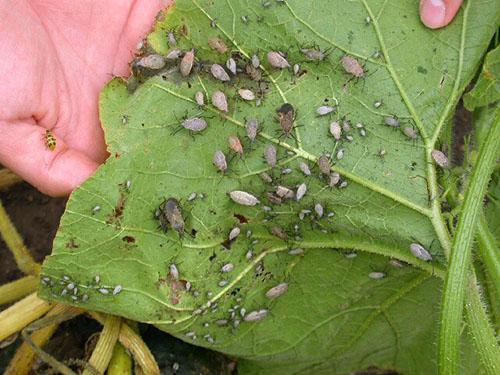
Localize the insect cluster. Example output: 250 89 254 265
107 11 447 341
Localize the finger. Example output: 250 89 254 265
420 0 464 29
0 120 99 197
113 0 175 76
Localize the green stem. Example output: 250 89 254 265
464 275 500 375
439 111 500 375
477 213 500 324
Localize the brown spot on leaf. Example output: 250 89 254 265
122 236 135 243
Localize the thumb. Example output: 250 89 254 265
420 0 464 29
0 120 99 196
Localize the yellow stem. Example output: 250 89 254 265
108 342 133 375
0 293 51 341
0 169 23 191
4 304 81 375
0 275 39 306
89 312 160 375
83 315 121 375
0 201 40 275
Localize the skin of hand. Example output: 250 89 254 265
420 0 464 29
0 0 461 197
0 0 171 196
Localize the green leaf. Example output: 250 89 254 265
464 45 500 111
39 1 498 373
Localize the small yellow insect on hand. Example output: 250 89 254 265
44 129 56 151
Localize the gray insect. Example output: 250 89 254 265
403 127 418 139
341 55 364 77
342 120 351 132
259 172 273 183
167 31 177 46
339 181 348 188
345 252 357 258
318 154 331 175
228 135 243 155
384 116 400 127
159 198 185 235
215 319 228 326
246 119 259 142
346 135 354 142
213 150 227 172
245 63 262 81
136 54 165 70
389 259 406 268
373 100 383 109
277 103 295 137
218 280 229 287
267 51 290 69
229 191 260 206
271 226 288 240
296 183 307 201
288 248 304 255
195 91 205 106
329 121 342 140
314 203 324 218
300 48 327 61
299 162 311 176
212 91 228 112
180 49 195 77
368 272 386 280
360 129 366 137
98 288 109 295
276 185 294 199
229 227 241 241
316 106 336 116
282 168 292 175
166 48 183 60
182 117 207 132
238 89 255 101
336 149 344 160
246 250 253 260
226 58 237 75
211 64 230 82
251 54 260 68
329 173 340 187
265 144 277 167
243 309 268 322
170 264 179 280
410 243 432 261
209 37 229 54
221 263 234 273
265 283 288 299
431 150 450 169
112 285 123 295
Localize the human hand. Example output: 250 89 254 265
0 0 170 196
0 0 463 197
420 0 464 29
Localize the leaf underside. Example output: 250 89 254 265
40 1 498 373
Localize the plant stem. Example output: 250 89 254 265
0 293 51 341
0 169 22 191
0 276 39 306
0 201 40 275
108 342 133 375
439 111 500 375
83 315 121 375
5 304 81 375
89 312 160 375
477 212 500 323
464 275 500 375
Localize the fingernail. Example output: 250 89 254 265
420 0 446 29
